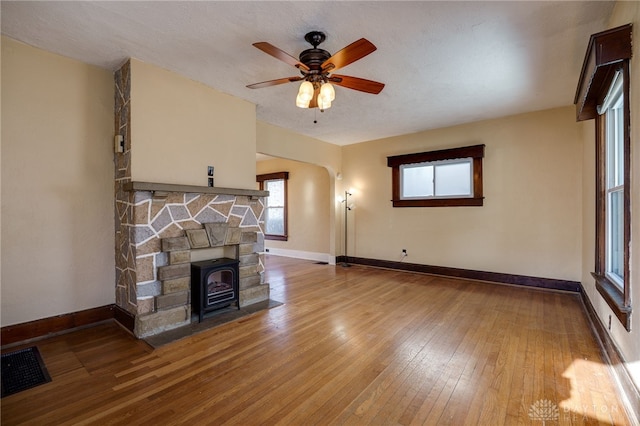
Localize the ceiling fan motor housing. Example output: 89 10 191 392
299 48 331 71
300 31 331 73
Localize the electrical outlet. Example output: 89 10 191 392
402 249 407 255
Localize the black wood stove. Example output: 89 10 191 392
191 257 240 322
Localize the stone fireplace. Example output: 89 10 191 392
114 60 269 338
117 184 269 337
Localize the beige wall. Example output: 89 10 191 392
257 120 342 257
256 121 341 177
1 37 115 326
342 106 582 280
257 158 331 259
130 59 257 189
581 1 640 392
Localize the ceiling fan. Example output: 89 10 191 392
247 31 385 110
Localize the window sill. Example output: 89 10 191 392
392 197 484 207
591 272 631 331
265 234 287 241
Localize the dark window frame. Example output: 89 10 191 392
574 24 632 330
387 144 485 207
257 172 289 241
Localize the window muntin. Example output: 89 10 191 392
400 158 472 200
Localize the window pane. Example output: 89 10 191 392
606 91 624 189
401 165 434 198
614 101 624 186
435 161 471 197
265 180 284 207
265 207 284 235
607 189 624 285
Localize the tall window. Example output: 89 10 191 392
257 172 289 241
575 24 632 330
388 144 484 207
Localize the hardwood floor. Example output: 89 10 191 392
1 256 631 425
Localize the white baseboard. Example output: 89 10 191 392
264 248 335 265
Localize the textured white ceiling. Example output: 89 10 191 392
1 1 613 146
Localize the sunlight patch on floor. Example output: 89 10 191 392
560 358 625 424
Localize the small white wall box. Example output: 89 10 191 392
114 135 124 153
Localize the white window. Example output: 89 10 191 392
400 158 473 200
264 179 285 236
257 172 289 241
601 72 625 288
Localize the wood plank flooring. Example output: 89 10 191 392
1 256 631 425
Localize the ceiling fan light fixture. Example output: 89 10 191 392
320 82 335 101
318 95 332 110
248 32 384 110
297 81 314 101
296 93 311 108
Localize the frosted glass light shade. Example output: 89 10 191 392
296 93 311 108
320 82 335 101
298 81 314 101
318 96 331 110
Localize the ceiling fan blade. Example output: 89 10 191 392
253 42 310 72
321 38 377 72
329 74 385 94
246 76 303 89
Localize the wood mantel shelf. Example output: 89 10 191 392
124 181 268 198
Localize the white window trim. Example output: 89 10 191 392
264 180 285 235
399 157 474 200
602 74 625 289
